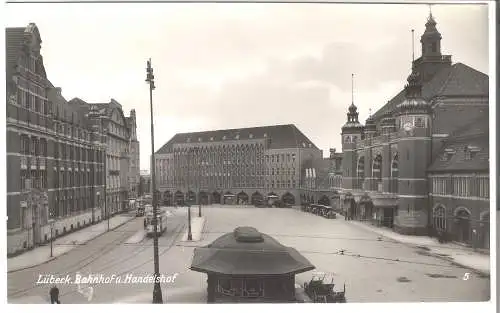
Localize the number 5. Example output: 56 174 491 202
463 273 470 281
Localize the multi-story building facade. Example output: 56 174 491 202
126 109 140 198
336 13 489 249
154 124 325 206
69 98 135 214
6 24 106 255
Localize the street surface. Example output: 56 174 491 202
8 207 187 304
8 205 490 303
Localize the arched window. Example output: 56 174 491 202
372 154 382 183
454 208 471 244
433 205 446 232
357 156 365 180
391 153 399 178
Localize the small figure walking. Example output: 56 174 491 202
50 285 60 304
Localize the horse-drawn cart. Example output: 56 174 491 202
303 272 346 303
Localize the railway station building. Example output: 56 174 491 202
335 12 490 249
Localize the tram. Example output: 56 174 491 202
144 207 168 237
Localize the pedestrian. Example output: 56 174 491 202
49 285 60 304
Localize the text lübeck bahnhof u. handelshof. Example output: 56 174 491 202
36 273 179 285
75 273 179 284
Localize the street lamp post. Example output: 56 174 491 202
93 191 98 225
49 218 55 257
187 148 193 241
146 59 163 304
196 148 202 217
187 203 193 240
103 147 109 232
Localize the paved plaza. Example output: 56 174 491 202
7 205 490 303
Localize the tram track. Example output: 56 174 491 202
89 221 184 274
59 221 186 299
9 208 185 302
8 219 138 298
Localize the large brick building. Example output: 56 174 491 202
69 98 137 214
6 23 139 255
154 124 325 206
336 13 490 249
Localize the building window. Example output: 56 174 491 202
20 170 27 190
17 88 23 106
31 137 38 156
415 117 425 128
433 206 446 231
20 135 29 155
464 147 471 160
31 170 38 188
29 56 36 72
34 97 40 113
24 91 30 108
40 171 47 188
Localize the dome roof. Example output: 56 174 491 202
396 97 429 111
396 67 430 113
190 227 315 275
348 102 357 113
342 121 363 131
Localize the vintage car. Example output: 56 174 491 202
254 199 269 208
321 206 337 219
303 272 346 303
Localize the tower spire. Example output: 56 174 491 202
411 29 415 64
429 4 433 19
351 73 354 105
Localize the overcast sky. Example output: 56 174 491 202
5 2 489 171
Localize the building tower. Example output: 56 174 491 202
421 8 441 57
364 110 377 139
415 9 452 82
341 74 364 190
394 59 432 235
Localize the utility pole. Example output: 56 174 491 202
146 59 163 303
